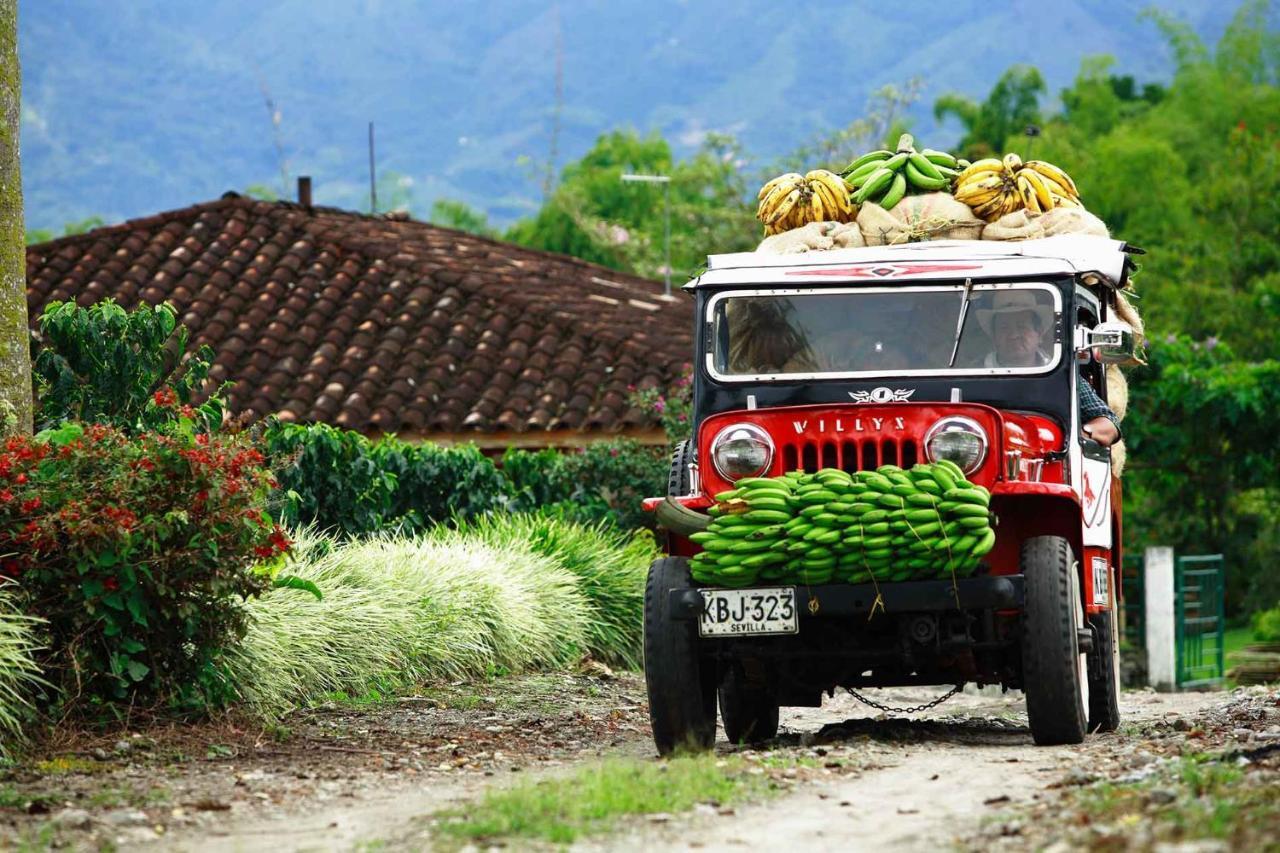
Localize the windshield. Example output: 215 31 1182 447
707 283 1061 380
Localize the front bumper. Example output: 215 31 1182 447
668 574 1024 621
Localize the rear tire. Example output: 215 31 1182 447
1088 584 1122 733
718 670 780 745
644 556 716 755
1021 536 1089 745
668 439 694 497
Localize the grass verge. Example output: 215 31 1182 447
1050 754 1279 850
430 754 774 847
227 519 654 717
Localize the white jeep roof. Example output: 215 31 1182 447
692 234 1129 290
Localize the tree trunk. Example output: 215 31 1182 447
0 0 30 435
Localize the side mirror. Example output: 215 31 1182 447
1078 321 1141 365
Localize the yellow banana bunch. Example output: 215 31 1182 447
953 158 1021 221
952 155 1083 221
1021 160 1082 209
756 170 856 235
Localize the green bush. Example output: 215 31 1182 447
503 440 668 530
33 299 224 434
554 440 667 531
1252 606 1280 643
0 420 286 714
268 423 666 536
266 422 511 536
227 527 594 716
441 515 656 669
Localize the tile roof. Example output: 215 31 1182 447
25 195 692 439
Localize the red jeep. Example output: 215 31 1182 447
643 235 1140 754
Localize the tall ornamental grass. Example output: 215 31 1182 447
437 515 655 669
227 528 594 716
0 588 46 754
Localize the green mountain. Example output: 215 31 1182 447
20 0 1229 232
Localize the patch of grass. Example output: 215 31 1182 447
1224 625 1253 663
1058 754 1278 848
31 755 106 775
82 784 167 809
0 786 62 811
753 753 819 770
431 754 773 847
317 675 404 709
16 823 59 853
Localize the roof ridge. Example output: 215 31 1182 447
29 193 669 297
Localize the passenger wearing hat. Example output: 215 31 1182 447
978 291 1121 447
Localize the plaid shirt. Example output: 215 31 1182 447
1079 377 1121 440
983 350 1120 439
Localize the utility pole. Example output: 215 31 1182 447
368 121 378 214
620 173 672 297
543 3 563 202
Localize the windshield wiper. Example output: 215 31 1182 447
947 278 975 368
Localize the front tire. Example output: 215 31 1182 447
718 669 780 745
1021 536 1089 745
1088 583 1122 733
644 557 716 755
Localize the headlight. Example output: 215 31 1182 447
924 416 988 475
710 423 774 481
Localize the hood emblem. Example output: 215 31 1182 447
850 387 915 404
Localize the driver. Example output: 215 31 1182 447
977 291 1121 448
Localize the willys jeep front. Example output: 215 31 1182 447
642 236 1140 755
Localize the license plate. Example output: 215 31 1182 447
698 587 798 637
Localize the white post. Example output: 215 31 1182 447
1144 546 1177 691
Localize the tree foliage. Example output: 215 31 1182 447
504 130 756 281
430 198 497 238
33 300 223 434
934 64 1046 159
970 1 1280 614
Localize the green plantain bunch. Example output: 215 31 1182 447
689 463 995 588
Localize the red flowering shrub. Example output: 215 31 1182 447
0 421 288 714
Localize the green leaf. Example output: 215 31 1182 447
34 421 84 447
126 659 150 683
271 575 323 601
126 588 148 627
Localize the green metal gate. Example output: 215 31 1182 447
1121 553 1145 651
1175 554 1225 688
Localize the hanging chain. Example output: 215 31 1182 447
844 684 962 715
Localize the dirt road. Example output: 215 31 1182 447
1 676 1236 851
599 687 1221 852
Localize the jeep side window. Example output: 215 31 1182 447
1077 304 1103 396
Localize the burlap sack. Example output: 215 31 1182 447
858 193 983 245
891 193 984 241
1039 207 1109 238
1114 290 1144 342
1104 364 1130 478
756 221 837 254
829 221 866 249
1112 441 1126 478
1106 364 1128 422
856 204 908 246
981 209 1046 241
